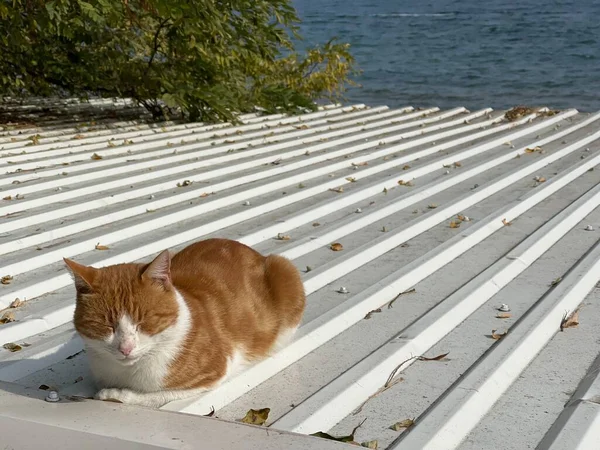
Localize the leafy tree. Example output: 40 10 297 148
0 0 357 122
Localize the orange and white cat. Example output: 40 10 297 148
64 238 305 408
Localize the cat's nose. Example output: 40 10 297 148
119 343 134 356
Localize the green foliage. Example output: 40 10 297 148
0 0 358 122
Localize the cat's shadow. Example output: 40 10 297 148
0 346 97 402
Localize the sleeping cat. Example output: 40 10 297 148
64 238 305 408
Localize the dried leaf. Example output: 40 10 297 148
352 162 369 167
535 176 547 183
397 180 413 187
560 308 580 331
177 180 193 187
310 419 366 443
73 134 85 139
402 165 411 170
383 187 388 194
418 352 450 361
95 243 109 251
38 384 51 390
457 214 470 222
74 376 84 383
1 275 13 285
3 342 22 352
2 196 11 201
330 243 344 251
502 218 512 226
427 204 438 209
491 330 507 340
449 220 461 228
91 153 103 160
364 308 382 320
496 313 512 319
0 311 15 324
550 277 562 286
312 222 321 227
525 146 542 153
389 419 415 431
294 124 309 130
277 233 291 241
239 408 270 426
102 398 123 403
204 406 215 417
10 298 23 308
329 187 344 193
346 177 357 182
361 441 378 449
453 161 462 168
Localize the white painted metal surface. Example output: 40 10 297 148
0 99 599 449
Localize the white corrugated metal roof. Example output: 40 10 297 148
0 99 599 449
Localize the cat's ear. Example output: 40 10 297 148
64 258 98 293
142 250 172 290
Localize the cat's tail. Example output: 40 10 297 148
264 254 306 330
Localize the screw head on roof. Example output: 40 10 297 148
243 201 250 206
585 225 594 231
148 195 155 199
444 170 450 175
498 304 511 312
45 391 60 402
337 286 349 294
355 208 362 213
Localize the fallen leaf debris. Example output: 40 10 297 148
491 330 508 340
239 408 270 426
560 307 580 331
310 418 366 444
3 342 22 352
389 419 415 431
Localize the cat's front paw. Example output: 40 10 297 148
95 388 137 404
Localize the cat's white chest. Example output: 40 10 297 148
86 345 173 391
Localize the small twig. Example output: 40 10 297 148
387 288 416 309
353 351 448 415
385 355 420 387
353 377 405 415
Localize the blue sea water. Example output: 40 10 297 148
292 0 600 111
